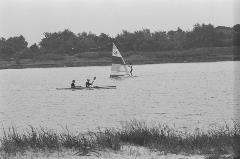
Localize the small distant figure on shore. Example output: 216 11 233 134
128 63 133 76
71 80 75 88
85 79 92 88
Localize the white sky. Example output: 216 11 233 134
0 0 239 45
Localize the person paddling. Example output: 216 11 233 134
85 77 96 88
85 79 92 87
71 80 75 88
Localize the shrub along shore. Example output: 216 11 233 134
0 46 237 70
0 120 239 158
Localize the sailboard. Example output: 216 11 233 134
110 43 130 78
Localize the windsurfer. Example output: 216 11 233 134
129 63 133 76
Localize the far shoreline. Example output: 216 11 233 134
0 46 237 70
0 59 236 70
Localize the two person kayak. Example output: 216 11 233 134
57 86 116 90
70 77 97 89
57 77 116 90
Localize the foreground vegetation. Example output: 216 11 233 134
1 121 240 158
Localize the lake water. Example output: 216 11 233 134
0 61 239 133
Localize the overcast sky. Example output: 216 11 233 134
0 0 239 45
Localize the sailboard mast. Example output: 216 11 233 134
110 43 130 78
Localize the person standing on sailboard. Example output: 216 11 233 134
129 63 133 76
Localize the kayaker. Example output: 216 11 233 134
129 63 133 76
85 79 92 88
71 80 75 88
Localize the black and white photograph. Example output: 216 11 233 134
0 0 240 158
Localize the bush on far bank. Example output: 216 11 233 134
75 52 100 59
33 53 65 61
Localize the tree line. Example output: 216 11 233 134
0 23 240 60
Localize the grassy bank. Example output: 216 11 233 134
0 47 236 69
1 121 240 158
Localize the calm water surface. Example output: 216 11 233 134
0 61 238 133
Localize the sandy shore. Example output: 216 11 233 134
1 145 206 159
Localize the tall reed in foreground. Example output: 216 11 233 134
0 120 239 158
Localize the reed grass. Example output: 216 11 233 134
0 120 239 158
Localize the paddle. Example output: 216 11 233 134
91 77 96 86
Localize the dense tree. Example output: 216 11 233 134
115 30 136 51
0 23 238 60
152 31 169 51
184 24 217 48
233 24 240 47
29 43 40 53
168 28 185 50
0 35 28 59
15 43 40 60
95 33 112 51
214 26 233 46
39 29 78 55
76 32 98 52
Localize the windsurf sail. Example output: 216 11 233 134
110 43 130 78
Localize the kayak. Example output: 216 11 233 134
56 86 116 90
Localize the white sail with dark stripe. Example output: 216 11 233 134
110 43 130 78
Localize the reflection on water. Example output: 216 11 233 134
0 61 237 133
234 62 240 123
